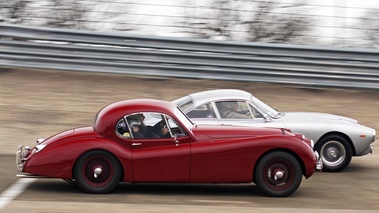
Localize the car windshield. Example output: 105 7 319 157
172 96 193 111
174 107 194 131
251 96 283 118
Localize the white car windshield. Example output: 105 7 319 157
172 96 193 111
174 107 194 131
251 96 283 118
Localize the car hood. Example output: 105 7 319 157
192 124 289 141
281 112 357 124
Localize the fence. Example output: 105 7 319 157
0 24 379 90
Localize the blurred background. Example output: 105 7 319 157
1 0 379 48
1 1 379 212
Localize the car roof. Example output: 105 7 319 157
94 99 177 135
186 89 253 105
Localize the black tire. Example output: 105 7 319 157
315 135 352 172
74 150 121 193
255 151 302 197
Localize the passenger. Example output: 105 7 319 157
129 120 145 139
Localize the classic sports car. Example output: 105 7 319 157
16 99 321 197
172 89 376 172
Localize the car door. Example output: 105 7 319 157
129 112 191 182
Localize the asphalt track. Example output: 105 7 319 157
0 69 378 212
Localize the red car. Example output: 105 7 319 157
16 99 322 197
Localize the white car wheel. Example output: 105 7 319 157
316 135 352 172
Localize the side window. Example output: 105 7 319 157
166 116 187 136
124 112 171 139
116 112 189 139
216 101 253 119
187 103 216 118
248 104 264 118
116 117 131 138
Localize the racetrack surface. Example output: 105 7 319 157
0 68 378 212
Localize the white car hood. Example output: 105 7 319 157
281 112 357 124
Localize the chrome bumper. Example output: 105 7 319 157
360 144 374 156
16 145 45 178
16 145 29 173
314 151 323 171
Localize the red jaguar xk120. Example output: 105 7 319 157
16 99 322 197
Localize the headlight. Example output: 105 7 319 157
35 144 47 153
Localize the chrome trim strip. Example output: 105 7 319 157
16 173 47 178
36 138 45 144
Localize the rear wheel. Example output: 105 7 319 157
255 151 302 197
74 150 121 193
316 135 352 172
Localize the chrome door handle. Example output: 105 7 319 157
132 143 142 146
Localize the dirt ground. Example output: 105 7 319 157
1 68 379 213
0 68 378 154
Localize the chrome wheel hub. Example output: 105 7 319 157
274 170 284 180
327 148 337 158
265 162 291 187
94 168 102 178
321 140 346 167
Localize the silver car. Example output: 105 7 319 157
173 89 375 172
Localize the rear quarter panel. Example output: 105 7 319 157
24 138 133 181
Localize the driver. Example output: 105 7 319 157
220 102 251 119
128 113 170 138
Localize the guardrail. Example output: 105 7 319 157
1 24 379 90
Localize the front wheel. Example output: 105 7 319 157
315 135 352 172
255 151 302 197
74 150 121 193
